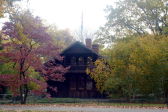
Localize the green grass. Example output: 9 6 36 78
33 98 167 108
26 97 167 107
1 97 167 108
26 97 112 104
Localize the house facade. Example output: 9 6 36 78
47 39 102 98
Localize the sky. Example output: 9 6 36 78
23 0 115 33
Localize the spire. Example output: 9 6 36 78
81 11 84 43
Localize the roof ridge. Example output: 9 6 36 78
61 41 99 56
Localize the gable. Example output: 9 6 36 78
61 42 98 56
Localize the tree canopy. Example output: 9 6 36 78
0 10 68 104
88 35 168 101
0 0 21 17
95 0 168 46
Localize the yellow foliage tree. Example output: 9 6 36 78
87 35 168 101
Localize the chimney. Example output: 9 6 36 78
92 44 99 54
85 38 92 48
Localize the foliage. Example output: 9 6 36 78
95 0 168 46
88 35 168 101
0 0 21 18
0 10 68 104
47 25 75 49
87 59 111 93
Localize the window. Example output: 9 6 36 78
78 76 85 90
70 76 76 90
86 81 93 90
86 78 93 90
71 57 76 65
87 56 93 65
86 77 93 90
78 57 84 65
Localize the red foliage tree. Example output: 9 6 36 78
0 11 68 104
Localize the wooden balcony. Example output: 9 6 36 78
64 64 94 73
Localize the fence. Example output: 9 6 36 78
0 94 166 105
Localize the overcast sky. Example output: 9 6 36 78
24 0 115 33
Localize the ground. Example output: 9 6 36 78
0 104 168 112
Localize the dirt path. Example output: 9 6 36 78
0 104 168 112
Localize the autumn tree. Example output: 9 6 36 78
88 35 168 102
89 0 168 103
0 10 68 104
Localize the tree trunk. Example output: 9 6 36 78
164 90 168 106
23 84 28 104
19 49 30 104
20 85 25 104
19 71 28 104
20 84 28 104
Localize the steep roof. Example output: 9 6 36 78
61 41 99 56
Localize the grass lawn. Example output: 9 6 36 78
0 97 167 108
25 97 167 108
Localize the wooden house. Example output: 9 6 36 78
47 39 102 98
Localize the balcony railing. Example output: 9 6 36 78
64 64 95 73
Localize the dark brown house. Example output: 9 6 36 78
48 39 102 98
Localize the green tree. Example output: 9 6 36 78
88 35 168 102
96 0 168 46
